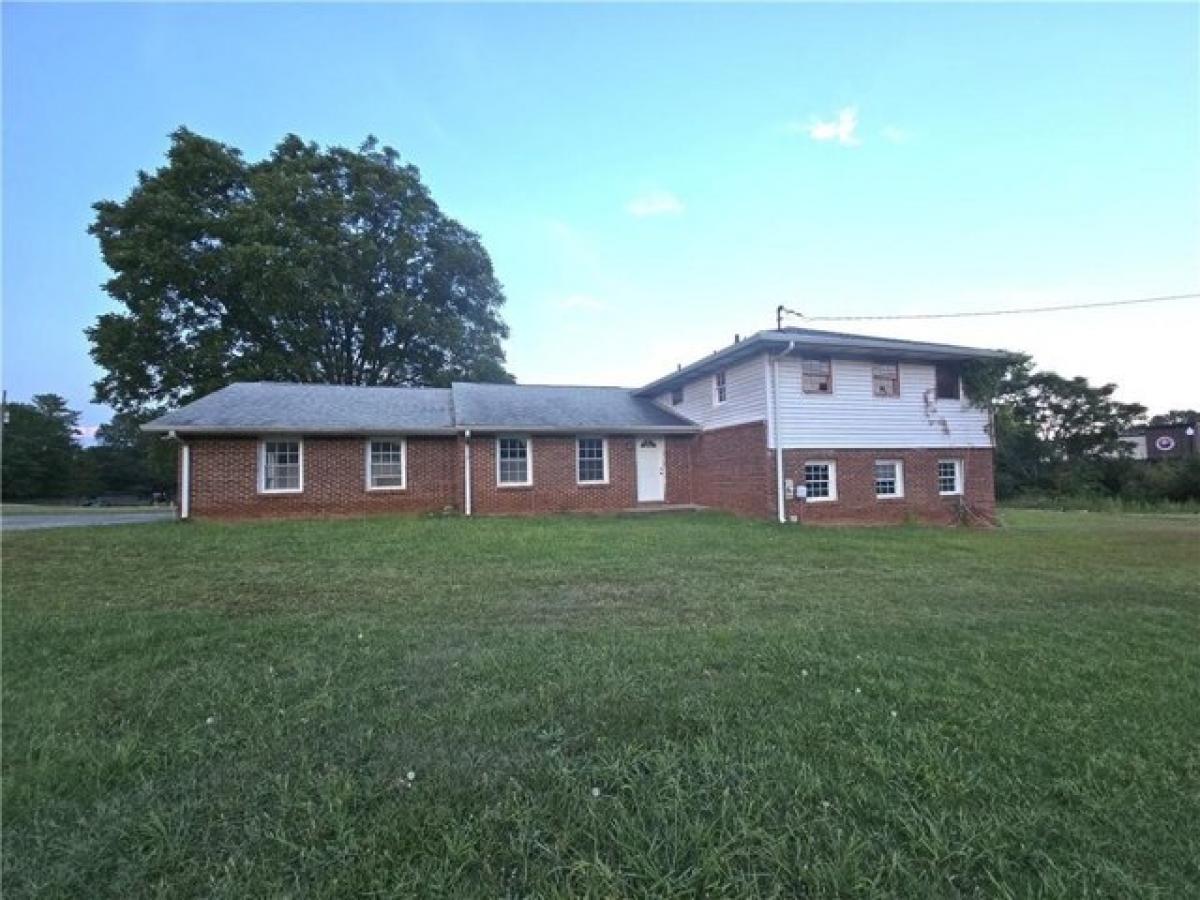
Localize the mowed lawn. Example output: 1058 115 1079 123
3 511 1198 898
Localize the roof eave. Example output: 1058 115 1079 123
634 333 1014 396
457 424 701 434
141 424 459 436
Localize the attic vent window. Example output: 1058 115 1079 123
670 387 683 406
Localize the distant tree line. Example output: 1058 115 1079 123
965 357 1198 506
1 395 174 502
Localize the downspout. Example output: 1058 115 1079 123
178 436 191 520
463 429 473 516
773 341 795 523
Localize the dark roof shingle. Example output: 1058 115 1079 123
143 381 697 434
143 383 455 434
450 383 694 431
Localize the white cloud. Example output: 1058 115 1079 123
790 107 861 147
626 189 685 218
555 293 608 312
881 125 910 144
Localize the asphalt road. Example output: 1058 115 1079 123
2 511 176 532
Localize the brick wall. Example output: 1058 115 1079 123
185 435 460 519
468 435 634 514
781 447 995 525
468 434 696 514
184 433 699 520
689 421 776 519
182 431 995 526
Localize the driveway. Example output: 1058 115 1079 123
2 510 175 532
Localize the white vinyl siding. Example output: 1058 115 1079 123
366 439 406 490
772 357 992 449
656 355 768 430
259 439 302 493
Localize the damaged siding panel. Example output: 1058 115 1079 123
657 353 768 430
774 357 992 449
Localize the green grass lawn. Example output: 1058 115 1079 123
3 510 1198 898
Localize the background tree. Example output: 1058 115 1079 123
1 394 84 500
1147 409 1199 426
968 360 1150 498
88 129 512 416
83 412 177 496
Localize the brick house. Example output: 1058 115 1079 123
144 327 1008 524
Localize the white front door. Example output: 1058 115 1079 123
636 436 666 502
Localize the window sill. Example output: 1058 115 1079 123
876 494 905 500
497 483 534 490
577 481 610 487
939 491 963 497
258 490 303 496
805 497 837 504
366 486 407 493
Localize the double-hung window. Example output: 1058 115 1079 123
801 357 832 394
366 439 406 490
938 459 963 495
713 371 728 405
259 439 302 493
872 362 900 397
576 437 608 484
874 460 904 498
803 461 837 502
497 437 531 486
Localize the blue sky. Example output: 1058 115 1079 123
4 2 1198 430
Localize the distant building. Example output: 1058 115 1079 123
1118 422 1198 461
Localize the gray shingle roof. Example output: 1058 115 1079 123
636 327 1013 396
143 383 456 434
142 381 698 434
450 383 695 432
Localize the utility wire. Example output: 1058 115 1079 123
780 292 1200 324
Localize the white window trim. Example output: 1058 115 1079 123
365 437 407 491
496 435 533 487
258 437 304 494
713 371 727 406
576 436 610 486
804 460 838 503
938 458 964 496
874 459 905 499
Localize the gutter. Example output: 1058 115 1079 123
773 341 795 524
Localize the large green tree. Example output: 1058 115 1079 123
971 361 1148 497
1 394 84 500
88 129 512 415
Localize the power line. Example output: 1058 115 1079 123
778 292 1200 324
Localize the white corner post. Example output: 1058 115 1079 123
463 429 473 516
179 441 191 520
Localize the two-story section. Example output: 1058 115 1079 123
638 328 1008 524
